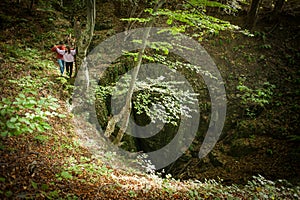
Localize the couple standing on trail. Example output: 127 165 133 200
51 39 76 77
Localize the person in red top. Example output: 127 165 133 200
51 41 66 76
56 46 76 78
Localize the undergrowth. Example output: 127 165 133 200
0 1 299 199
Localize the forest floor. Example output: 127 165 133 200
0 1 299 199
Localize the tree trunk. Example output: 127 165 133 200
74 0 96 77
104 0 166 146
246 0 261 30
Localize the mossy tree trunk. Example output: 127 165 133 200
74 0 96 77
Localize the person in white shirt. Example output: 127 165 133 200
56 46 76 77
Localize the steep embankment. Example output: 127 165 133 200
90 1 300 185
0 1 299 199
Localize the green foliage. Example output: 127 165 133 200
0 76 65 137
287 135 300 142
233 45 245 51
27 181 67 200
128 190 137 198
46 190 61 199
109 5 235 128
103 1 241 130
97 50 214 126
56 171 73 181
254 31 267 42
31 181 38 190
0 95 56 136
3 44 55 70
41 183 49 191
96 85 114 99
237 77 275 117
9 76 51 94
97 73 198 126
121 0 240 40
260 44 272 49
183 175 300 199
146 7 239 40
243 53 256 62
245 175 299 199
56 76 69 85
121 17 151 23
55 76 74 92
123 52 158 62
60 142 77 150
34 134 49 143
5 190 13 198
188 189 200 199
237 77 275 107
61 156 113 183
188 0 234 11
133 77 198 125
152 54 216 77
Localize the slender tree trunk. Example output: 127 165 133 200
246 0 261 30
74 20 80 78
104 0 166 146
74 0 96 77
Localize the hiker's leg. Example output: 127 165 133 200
69 62 73 77
62 60 65 74
66 62 70 75
58 59 64 75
